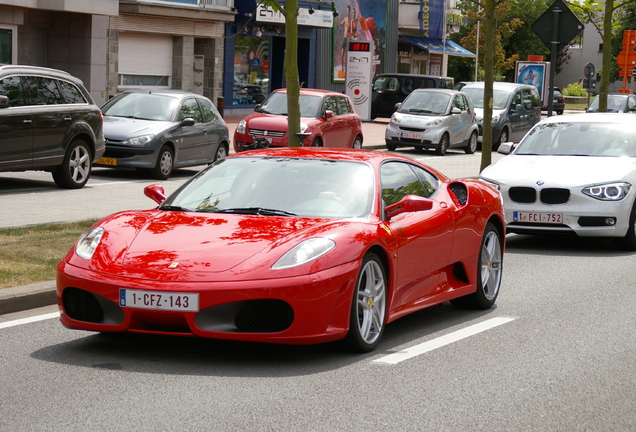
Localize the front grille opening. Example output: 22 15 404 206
449 182 468 206
540 188 570 204
235 300 294 333
63 287 104 323
509 187 536 203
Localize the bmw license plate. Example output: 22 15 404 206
513 211 563 224
119 288 199 312
96 157 117 166
399 132 421 139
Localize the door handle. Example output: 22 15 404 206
23 119 32 124
63 116 72 122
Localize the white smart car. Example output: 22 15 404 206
384 88 479 155
480 113 636 249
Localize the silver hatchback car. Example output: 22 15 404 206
384 89 479 155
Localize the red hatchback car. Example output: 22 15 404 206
233 89 363 151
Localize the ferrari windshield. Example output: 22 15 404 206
102 93 179 121
515 122 636 157
162 157 375 218
256 92 323 117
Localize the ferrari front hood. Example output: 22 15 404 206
121 212 324 273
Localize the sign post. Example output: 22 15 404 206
345 40 374 121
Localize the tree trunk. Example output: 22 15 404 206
480 0 496 172
284 0 301 147
599 0 614 112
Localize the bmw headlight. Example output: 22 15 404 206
75 227 104 259
237 119 246 134
479 177 501 191
121 134 153 146
583 182 631 201
271 238 336 270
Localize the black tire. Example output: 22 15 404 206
352 135 363 149
151 145 174 180
435 133 449 156
344 253 387 353
52 138 92 189
465 131 478 154
386 142 397 151
214 143 228 162
451 223 502 309
556 110 564 115
495 128 508 151
620 201 636 251
311 137 323 147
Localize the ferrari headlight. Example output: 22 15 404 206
271 238 336 270
582 182 631 201
237 119 246 134
121 134 153 146
75 226 104 259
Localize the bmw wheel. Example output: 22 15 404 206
451 223 502 309
151 145 174 180
345 253 387 352
435 133 449 156
465 131 478 154
52 138 92 189
620 202 636 251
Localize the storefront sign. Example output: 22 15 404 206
256 4 333 28
419 0 444 39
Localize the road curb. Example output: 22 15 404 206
0 281 57 315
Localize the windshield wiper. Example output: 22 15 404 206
159 205 192 212
216 207 297 217
408 108 434 114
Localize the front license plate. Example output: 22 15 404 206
119 288 199 312
513 211 563 224
96 157 117 166
399 132 422 139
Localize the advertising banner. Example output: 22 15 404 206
420 0 445 39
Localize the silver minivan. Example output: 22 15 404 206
461 82 541 148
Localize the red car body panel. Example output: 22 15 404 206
233 89 363 151
57 148 505 345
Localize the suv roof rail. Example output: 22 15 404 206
0 65 73 76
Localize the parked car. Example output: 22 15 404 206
0 65 105 188
233 88 363 151
371 73 455 119
233 83 265 105
586 93 636 113
57 147 505 352
543 87 565 115
480 113 636 250
384 88 479 155
462 82 542 148
97 90 230 179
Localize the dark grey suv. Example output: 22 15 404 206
0 65 105 188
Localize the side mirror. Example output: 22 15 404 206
144 184 166 204
512 104 523 113
451 107 462 115
384 195 433 219
498 142 514 155
180 118 195 127
394 102 402 110
324 110 334 119
254 104 261 111
0 95 9 108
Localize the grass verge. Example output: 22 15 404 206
0 220 98 289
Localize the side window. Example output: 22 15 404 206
336 97 351 115
386 77 399 91
380 162 432 206
453 95 466 111
198 97 218 122
323 96 339 115
412 165 438 197
523 89 539 109
628 95 636 110
403 78 413 93
512 91 522 109
0 76 25 106
180 98 203 123
57 80 87 104
23 76 63 105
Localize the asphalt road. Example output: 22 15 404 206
1 233 635 431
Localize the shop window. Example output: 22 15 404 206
119 75 169 87
0 26 16 65
233 35 269 106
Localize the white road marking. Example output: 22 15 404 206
374 316 515 365
0 311 60 330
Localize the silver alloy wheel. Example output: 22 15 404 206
215 145 228 161
355 258 386 345
159 150 173 177
352 136 362 149
480 230 503 301
69 145 91 184
465 132 478 154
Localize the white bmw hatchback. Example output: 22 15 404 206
385 89 479 155
480 113 636 249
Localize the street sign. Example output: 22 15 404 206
532 0 584 53
616 49 636 69
583 78 596 90
584 63 595 79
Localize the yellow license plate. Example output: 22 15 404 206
96 157 117 166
